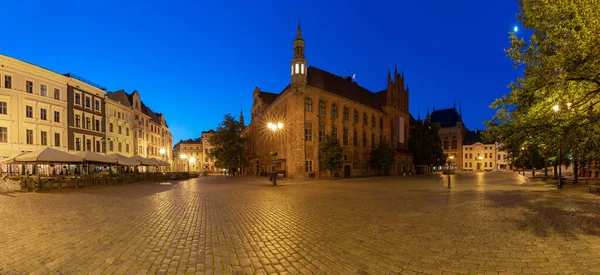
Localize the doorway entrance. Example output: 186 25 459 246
343 165 351 177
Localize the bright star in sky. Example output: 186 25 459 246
513 26 519 32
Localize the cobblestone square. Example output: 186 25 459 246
1 172 599 274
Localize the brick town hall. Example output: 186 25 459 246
242 22 414 178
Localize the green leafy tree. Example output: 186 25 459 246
408 118 446 168
318 135 344 179
370 142 396 176
208 114 246 174
486 0 600 183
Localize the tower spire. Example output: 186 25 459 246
290 12 307 88
297 12 302 39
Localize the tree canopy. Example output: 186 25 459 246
370 142 396 176
408 118 446 167
208 114 246 172
486 0 600 176
318 135 344 179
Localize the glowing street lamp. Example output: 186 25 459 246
266 121 284 186
552 104 562 188
180 154 187 173
190 157 196 172
267 122 284 131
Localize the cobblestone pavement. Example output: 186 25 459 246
1 172 600 275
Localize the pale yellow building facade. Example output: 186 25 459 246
173 139 203 172
106 91 134 156
462 131 509 171
0 55 69 159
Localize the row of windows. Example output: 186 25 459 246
74 114 102 132
107 141 130 154
0 127 61 146
443 137 458 149
108 123 130 136
19 104 61 123
304 98 384 129
464 162 494 168
74 137 102 152
0 75 62 100
74 93 101 112
305 122 382 148
464 146 495 151
304 160 374 173
465 153 495 159
10 104 60 122
108 108 130 121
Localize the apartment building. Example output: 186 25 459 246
0 55 69 159
106 90 134 156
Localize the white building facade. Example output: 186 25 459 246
0 55 69 159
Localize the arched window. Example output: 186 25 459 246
371 116 376 127
443 137 449 149
331 104 338 118
363 113 368 125
295 64 300 74
353 110 359 123
319 100 326 115
304 98 312 112
451 136 457 149
301 64 305 74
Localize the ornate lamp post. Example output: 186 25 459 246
553 104 564 188
189 157 196 172
267 121 283 186
180 154 187 173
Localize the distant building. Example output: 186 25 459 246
463 130 498 171
119 90 172 163
202 130 216 172
242 22 413 178
106 90 134 156
173 138 203 172
172 130 217 173
427 106 467 170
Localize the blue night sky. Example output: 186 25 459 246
0 0 524 143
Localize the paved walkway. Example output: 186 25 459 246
1 172 599 274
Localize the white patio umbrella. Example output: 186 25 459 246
147 158 163 166
1 151 31 164
72 151 117 164
107 154 140 166
131 155 156 166
16 148 84 163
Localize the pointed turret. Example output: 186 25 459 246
239 108 245 127
290 14 307 88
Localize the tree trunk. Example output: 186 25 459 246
554 162 558 179
574 159 579 184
